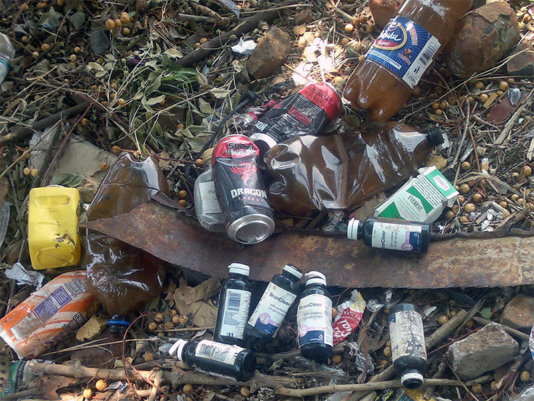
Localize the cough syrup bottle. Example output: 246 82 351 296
343 0 471 121
297 271 333 363
245 264 303 343
389 303 428 389
347 217 430 253
169 339 256 381
214 263 252 347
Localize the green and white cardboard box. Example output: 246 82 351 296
374 166 459 224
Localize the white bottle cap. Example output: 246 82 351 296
401 371 424 389
305 271 326 286
169 339 188 361
347 219 361 240
228 263 250 276
283 264 303 280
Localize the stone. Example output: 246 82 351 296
246 27 291 79
447 323 519 380
443 2 520 78
294 9 313 25
369 0 403 28
500 295 534 330
507 41 534 76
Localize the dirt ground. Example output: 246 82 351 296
1 0 534 400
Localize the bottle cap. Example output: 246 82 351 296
108 315 130 335
169 339 188 361
347 219 361 240
401 371 424 389
305 271 326 286
425 127 444 147
228 263 250 276
283 264 303 280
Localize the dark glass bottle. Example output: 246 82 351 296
347 217 430 253
388 303 428 389
169 339 256 381
297 271 332 363
245 264 303 343
214 263 251 346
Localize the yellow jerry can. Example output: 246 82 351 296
28 187 81 270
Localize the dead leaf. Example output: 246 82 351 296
76 314 107 341
173 278 219 327
39 375 77 399
426 154 448 170
174 277 220 305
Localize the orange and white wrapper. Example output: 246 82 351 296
0 270 95 359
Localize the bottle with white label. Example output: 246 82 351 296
297 271 333 363
245 264 303 344
347 217 430 253
388 303 428 389
169 338 256 381
194 148 225 232
0 33 14 85
214 263 252 347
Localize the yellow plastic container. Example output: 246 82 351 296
28 187 81 270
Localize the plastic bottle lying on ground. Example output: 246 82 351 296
343 0 471 121
83 153 167 321
249 83 342 157
0 33 14 85
264 122 443 215
0 271 94 359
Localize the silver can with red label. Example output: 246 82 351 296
212 135 274 244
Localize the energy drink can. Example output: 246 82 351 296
249 83 342 156
212 135 275 244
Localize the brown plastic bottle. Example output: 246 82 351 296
83 153 168 318
264 122 443 215
343 0 471 121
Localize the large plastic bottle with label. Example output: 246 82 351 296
297 271 332 363
245 264 302 343
214 263 252 347
169 338 256 381
343 0 471 121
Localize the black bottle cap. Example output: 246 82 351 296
108 315 130 335
425 127 444 147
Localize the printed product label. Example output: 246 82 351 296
366 17 441 89
219 289 251 340
198 181 222 214
10 277 87 341
389 310 427 362
195 339 241 365
248 282 297 336
297 294 333 347
371 222 422 253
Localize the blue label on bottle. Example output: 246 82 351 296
365 16 441 89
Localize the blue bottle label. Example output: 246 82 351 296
365 16 441 89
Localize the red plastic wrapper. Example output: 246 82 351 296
332 290 366 345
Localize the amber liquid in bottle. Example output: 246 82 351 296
343 0 471 121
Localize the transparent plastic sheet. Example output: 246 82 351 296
83 153 168 316
264 122 436 215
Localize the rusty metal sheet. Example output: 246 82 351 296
85 201 534 288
